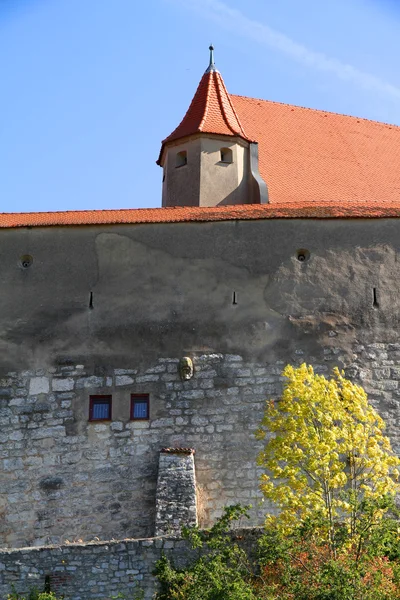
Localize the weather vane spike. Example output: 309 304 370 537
209 44 214 67
206 44 218 73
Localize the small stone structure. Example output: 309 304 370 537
155 448 197 536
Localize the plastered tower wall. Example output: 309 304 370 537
161 135 250 207
0 218 400 547
199 137 250 206
161 138 202 207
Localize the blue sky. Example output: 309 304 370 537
1 0 400 213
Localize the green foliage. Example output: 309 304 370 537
7 589 61 600
111 589 145 600
257 514 400 600
154 505 400 600
154 505 259 600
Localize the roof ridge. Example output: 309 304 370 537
198 70 213 132
215 73 248 138
231 93 400 130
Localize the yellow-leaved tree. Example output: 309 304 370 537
257 363 400 558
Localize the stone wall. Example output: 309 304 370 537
1 340 400 549
0 535 192 600
0 352 270 548
0 527 262 600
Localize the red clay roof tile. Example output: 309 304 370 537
231 94 400 205
2 203 400 229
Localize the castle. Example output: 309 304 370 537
1 46 400 559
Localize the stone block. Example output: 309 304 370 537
52 378 74 392
111 421 124 431
30 426 66 439
76 376 104 389
116 375 134 386
29 377 49 395
136 374 160 383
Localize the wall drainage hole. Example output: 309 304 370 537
20 255 33 269
296 249 310 262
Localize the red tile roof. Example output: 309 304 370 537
158 68 252 163
232 94 400 205
2 203 400 229
4 63 400 228
159 62 400 205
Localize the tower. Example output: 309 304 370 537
157 46 268 207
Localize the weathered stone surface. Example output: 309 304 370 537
52 378 74 392
29 378 49 396
155 450 197 536
115 375 134 386
0 343 399 552
0 528 264 599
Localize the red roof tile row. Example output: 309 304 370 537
2 203 400 229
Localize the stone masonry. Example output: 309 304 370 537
0 534 193 600
1 341 400 549
155 448 197 536
0 353 267 548
0 528 263 599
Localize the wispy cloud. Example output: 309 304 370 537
170 0 400 99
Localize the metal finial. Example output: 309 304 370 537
205 44 219 73
209 44 214 66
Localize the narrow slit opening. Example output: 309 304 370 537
373 287 379 308
89 291 94 309
232 291 237 305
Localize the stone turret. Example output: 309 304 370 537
157 46 268 207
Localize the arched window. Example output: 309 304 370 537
220 147 233 163
176 150 187 168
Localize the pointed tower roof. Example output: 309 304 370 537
158 46 253 163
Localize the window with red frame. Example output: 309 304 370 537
131 394 149 420
89 395 112 421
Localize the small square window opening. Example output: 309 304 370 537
176 150 187 168
89 395 112 421
220 147 233 163
131 394 150 420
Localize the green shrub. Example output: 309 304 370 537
154 504 258 600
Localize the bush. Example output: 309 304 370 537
154 505 259 600
7 591 61 600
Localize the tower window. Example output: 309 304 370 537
176 151 187 168
220 147 233 163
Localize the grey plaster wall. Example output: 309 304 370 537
1 218 400 546
1 218 399 373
